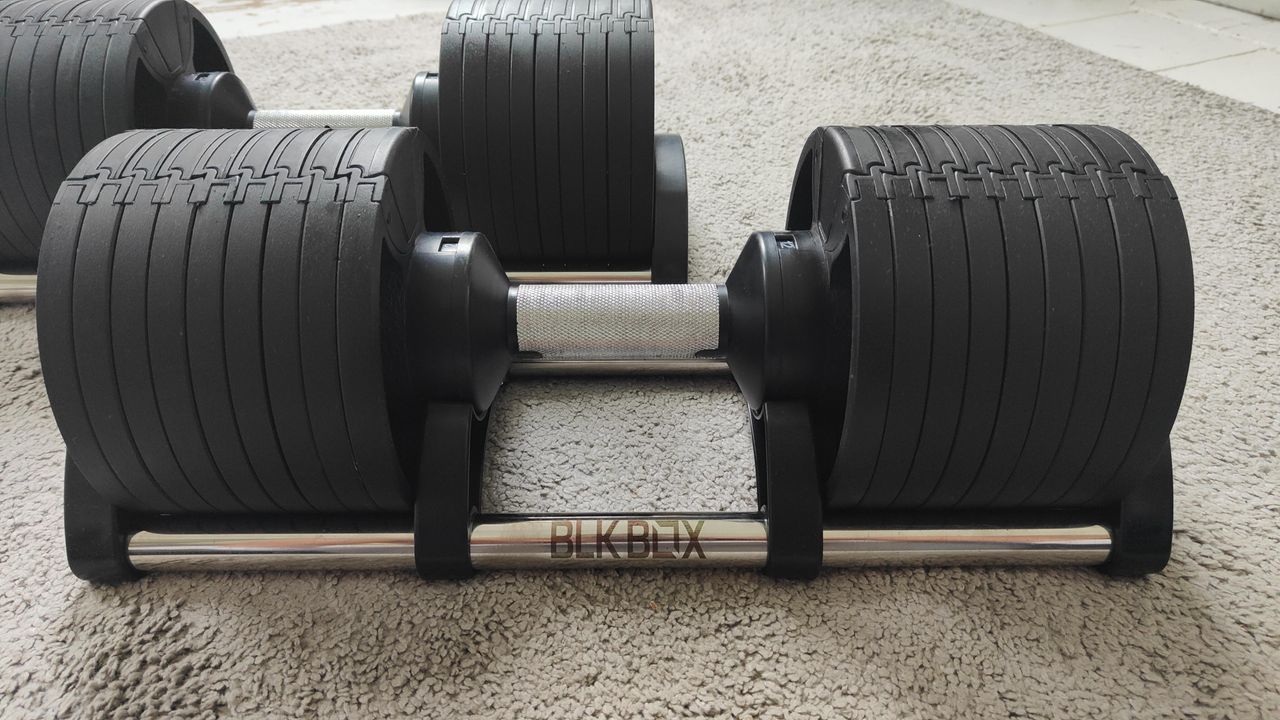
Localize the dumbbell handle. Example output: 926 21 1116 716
514 283 723 361
249 108 401 129
128 514 1112 572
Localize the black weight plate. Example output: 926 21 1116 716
460 16 496 247
629 3 655 262
824 126 896 508
437 4 470 229
858 126 934 507
922 126 1008 508
52 1 91 174
1096 125 1157 173
6 25 52 227
28 9 75 199
145 147 248 512
70 127 189 511
37 182 143 508
946 126 1045 508
2 0 84 261
1076 125 1193 506
1044 124 1167 504
556 6 588 260
1048 125 1159 507
259 129 345 511
483 16 521 261
101 9 149 136
971 125 1083 506
74 22 111 173
0 2 31 20
507 13 542 262
334 128 417 511
605 14 633 265
260 178 341 511
70 134 183 512
183 131 283 512
1015 125 1122 507
992 125 1086 507
580 9 609 262
1098 126 1193 502
38 178 149 509
0 19 44 259
885 126 970 508
110 168 215 512
221 129 314 512
532 0 565 263
296 128 377 510
104 129 221 513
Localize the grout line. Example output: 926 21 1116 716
1039 10 1138 29
1155 48 1266 71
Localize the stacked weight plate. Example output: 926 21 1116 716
37 127 423 514
439 0 657 270
789 125 1193 511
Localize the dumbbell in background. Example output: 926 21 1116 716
0 0 687 287
38 124 1193 582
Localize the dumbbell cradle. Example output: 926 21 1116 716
94 269 1117 575
79 268 1125 576
42 123 1192 583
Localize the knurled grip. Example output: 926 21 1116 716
250 109 399 129
515 284 720 360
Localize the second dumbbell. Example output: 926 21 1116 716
0 0 686 280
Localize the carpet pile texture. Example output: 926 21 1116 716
1 1 1277 717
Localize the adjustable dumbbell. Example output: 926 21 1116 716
38 124 1193 583
0 0 686 296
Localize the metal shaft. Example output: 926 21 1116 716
128 515 1112 572
0 274 36 303
250 108 400 129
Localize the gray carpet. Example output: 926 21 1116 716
3 0 1279 717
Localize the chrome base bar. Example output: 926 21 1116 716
0 274 36 303
128 515 1112 572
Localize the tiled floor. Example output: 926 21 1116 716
948 0 1280 111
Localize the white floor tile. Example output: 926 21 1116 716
1224 17 1280 46
1135 0 1263 28
945 0 1132 27
1161 49 1280 109
1042 10 1257 69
